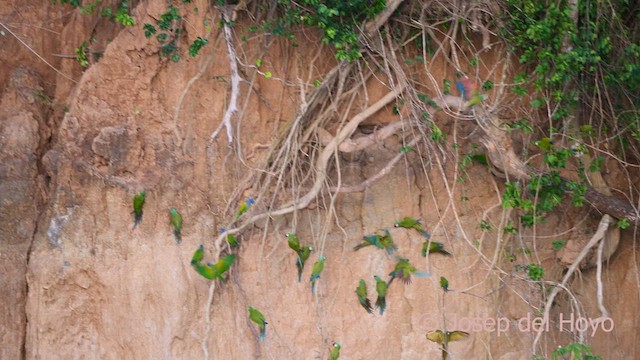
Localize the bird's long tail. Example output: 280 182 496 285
418 229 431 238
375 296 386 315
296 260 303 283
174 230 182 244
360 298 373 314
353 243 370 251
131 210 143 230
259 326 266 342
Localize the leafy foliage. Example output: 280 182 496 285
262 0 387 62
552 342 602 360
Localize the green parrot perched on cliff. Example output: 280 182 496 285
192 254 236 280
296 245 313 282
388 258 429 286
310 255 326 294
535 137 554 152
170 208 183 243
248 306 267 341
286 232 313 282
439 276 449 292
220 228 239 248
191 244 204 265
426 330 469 360
422 240 452 257
374 275 388 315
287 232 301 252
355 279 373 314
329 342 341 360
235 198 255 220
226 233 239 247
394 217 431 238
131 191 146 229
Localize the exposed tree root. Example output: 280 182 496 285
210 7 241 144
532 215 612 352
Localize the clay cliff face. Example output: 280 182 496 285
1 1 638 359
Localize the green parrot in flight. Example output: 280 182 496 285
439 276 449 292
131 191 146 229
310 255 326 294
191 244 204 265
286 232 313 282
353 234 382 251
388 258 429 286
354 230 397 254
374 275 388 315
422 240 452 257
394 217 431 238
355 279 373 314
235 198 255 220
170 208 183 243
248 306 267 341
426 330 469 360
192 254 236 280
329 342 341 360
379 229 398 254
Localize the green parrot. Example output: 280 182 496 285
248 306 267 341
286 233 313 282
388 258 429 286
464 92 487 108
426 330 469 360
235 198 255 220
192 254 236 280
310 255 326 294
355 279 373 314
220 228 239 247
191 244 204 265
374 275 387 315
439 276 449 291
296 245 313 282
170 208 183 243
329 342 341 360
353 234 382 251
378 229 398 254
422 240 452 257
535 137 554 152
394 217 431 238
226 233 239 247
286 232 300 252
131 191 146 229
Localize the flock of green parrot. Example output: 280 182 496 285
130 190 466 358
350 217 451 317
131 191 184 244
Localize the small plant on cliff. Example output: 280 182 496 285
551 342 602 360
259 0 387 62
143 1 208 62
